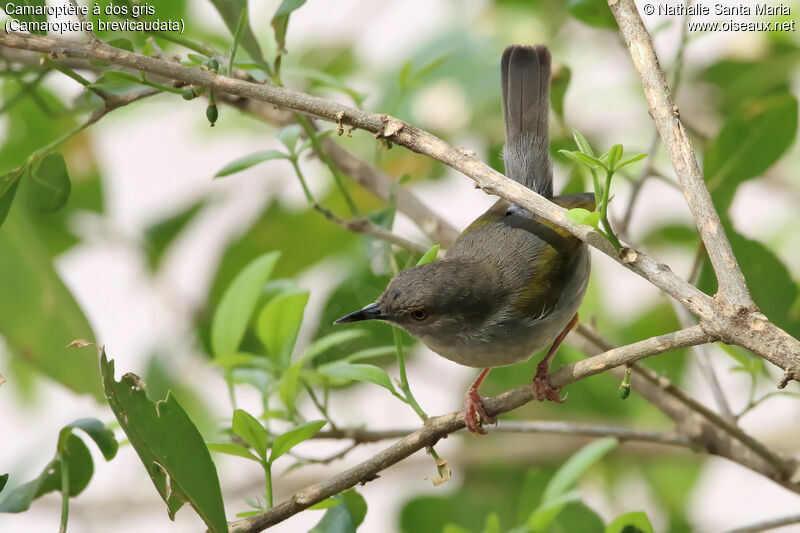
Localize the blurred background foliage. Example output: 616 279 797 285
1 0 799 531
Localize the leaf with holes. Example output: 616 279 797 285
101 352 227 532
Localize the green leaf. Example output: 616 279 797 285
287 68 367 106
483 512 501 533
698 228 800 339
567 0 617 29
5 0 46 33
0 210 101 399
271 0 307 55
211 251 281 358
208 0 269 70
416 244 440 265
317 362 398 395
551 66 571 119
0 170 22 228
278 361 303 414
231 409 267 460
207 441 261 463
705 94 798 213
144 199 207 270
310 489 367 533
60 419 118 461
27 153 71 213
108 38 134 52
559 150 607 171
309 498 341 510
269 420 326 463
565 208 601 229
543 437 618 502
102 70 141 83
606 144 623 170
214 150 288 178
342 346 397 363
615 153 647 171
718 344 765 377
257 289 310 366
299 330 369 365
277 124 303 153
572 130 595 156
527 490 581 532
101 353 227 532
232 409 269 460
0 474 6 494
0 434 93 513
605 511 654 533
229 7 248 74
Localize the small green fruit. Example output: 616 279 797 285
206 103 218 126
206 57 220 72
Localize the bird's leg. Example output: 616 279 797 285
463 367 497 435
531 313 578 403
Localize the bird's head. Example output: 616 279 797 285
334 258 498 342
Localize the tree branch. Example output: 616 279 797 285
607 0 752 312
228 326 710 532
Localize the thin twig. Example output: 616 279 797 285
315 422 692 449
68 0 100 44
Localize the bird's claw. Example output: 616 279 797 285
531 372 567 403
463 388 496 435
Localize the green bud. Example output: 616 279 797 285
206 57 219 72
206 103 218 126
181 88 195 100
618 366 632 400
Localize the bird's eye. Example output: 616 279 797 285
410 308 428 321
411 309 427 321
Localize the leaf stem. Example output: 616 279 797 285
600 169 622 250
392 328 427 421
289 157 316 204
59 457 70 533
263 460 273 509
294 114 359 215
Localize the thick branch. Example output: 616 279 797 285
2 30 797 375
229 326 709 532
0 32 713 314
607 0 753 312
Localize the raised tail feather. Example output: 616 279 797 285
501 44 553 198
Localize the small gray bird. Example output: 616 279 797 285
335 45 593 434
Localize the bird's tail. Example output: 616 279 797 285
501 44 553 198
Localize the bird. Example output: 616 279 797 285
334 44 593 435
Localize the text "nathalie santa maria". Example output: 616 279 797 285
658 3 790 15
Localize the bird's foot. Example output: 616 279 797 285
531 365 566 403
463 388 496 435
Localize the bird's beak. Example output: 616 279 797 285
333 303 385 324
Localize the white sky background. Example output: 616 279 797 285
1 0 800 531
